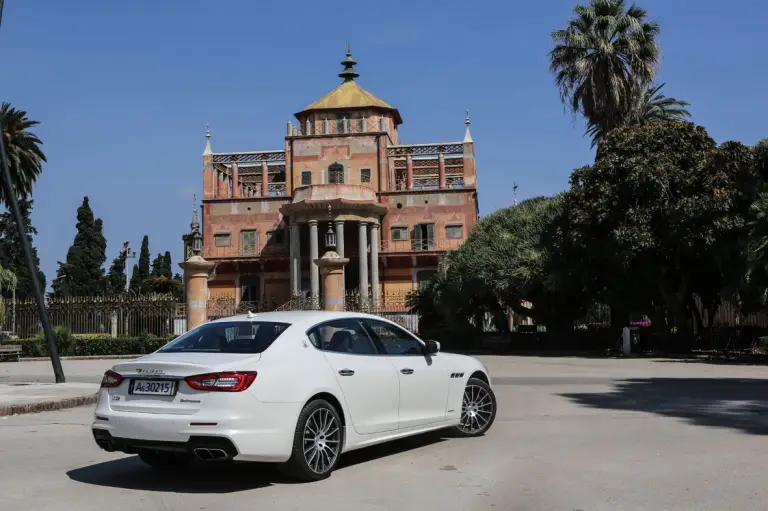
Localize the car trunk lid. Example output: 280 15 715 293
108 352 260 415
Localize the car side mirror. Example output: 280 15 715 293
424 340 440 355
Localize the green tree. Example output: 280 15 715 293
162 251 173 278
52 197 108 296
585 82 691 148
565 122 759 338
130 236 150 293
0 265 18 331
741 139 768 311
106 253 127 294
0 199 45 300
417 195 585 339
128 263 141 293
549 0 661 144
151 253 164 277
0 102 46 203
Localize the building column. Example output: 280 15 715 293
261 160 269 197
289 223 301 296
315 252 349 312
309 220 319 299
231 160 240 197
217 171 225 198
335 220 346 297
358 221 369 305
406 155 414 190
438 152 446 189
369 222 379 308
179 255 215 331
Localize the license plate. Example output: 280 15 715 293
129 379 176 396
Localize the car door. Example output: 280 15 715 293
361 318 451 429
309 318 399 435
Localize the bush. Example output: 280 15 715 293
0 335 175 358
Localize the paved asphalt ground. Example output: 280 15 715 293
1 356 768 510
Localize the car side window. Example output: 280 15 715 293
308 319 378 355
363 319 423 356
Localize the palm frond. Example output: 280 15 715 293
550 0 660 135
0 102 46 203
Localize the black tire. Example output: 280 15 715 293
452 377 497 438
280 399 343 482
138 449 193 470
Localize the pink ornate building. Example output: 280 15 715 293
184 48 480 309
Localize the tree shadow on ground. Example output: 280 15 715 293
561 378 768 435
654 355 768 367
67 431 446 493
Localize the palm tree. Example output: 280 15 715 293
549 0 660 139
585 82 691 147
0 102 46 202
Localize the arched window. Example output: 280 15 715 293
328 162 344 184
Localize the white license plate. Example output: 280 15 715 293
130 379 176 396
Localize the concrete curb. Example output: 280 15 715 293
0 393 98 418
19 355 142 362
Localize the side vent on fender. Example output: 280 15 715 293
450 372 465 379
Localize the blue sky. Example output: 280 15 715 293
1 0 766 289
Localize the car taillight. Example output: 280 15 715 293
185 371 257 392
101 370 123 388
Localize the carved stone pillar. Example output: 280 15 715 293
179 255 215 330
370 223 380 307
358 221 368 304
309 220 319 299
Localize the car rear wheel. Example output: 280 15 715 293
453 377 497 437
138 449 193 470
280 399 343 482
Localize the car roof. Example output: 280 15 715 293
208 310 386 330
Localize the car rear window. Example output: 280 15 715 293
159 321 290 354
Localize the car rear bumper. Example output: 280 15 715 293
91 390 301 462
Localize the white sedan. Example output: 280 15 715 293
91 311 497 481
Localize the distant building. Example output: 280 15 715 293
184 48 480 309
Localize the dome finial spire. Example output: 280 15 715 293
339 42 360 82
463 110 474 143
203 124 213 155
191 193 199 231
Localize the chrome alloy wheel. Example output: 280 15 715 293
458 384 494 434
302 407 341 474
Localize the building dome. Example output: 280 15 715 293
295 47 402 125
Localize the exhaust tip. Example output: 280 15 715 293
208 448 228 460
193 448 212 460
193 447 229 461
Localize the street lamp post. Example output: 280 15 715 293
0 0 66 382
120 240 136 292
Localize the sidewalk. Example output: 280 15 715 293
0 382 99 417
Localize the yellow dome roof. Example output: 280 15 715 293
296 47 402 124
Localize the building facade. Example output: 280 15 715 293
185 49 479 310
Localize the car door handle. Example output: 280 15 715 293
338 369 355 376
400 368 414 375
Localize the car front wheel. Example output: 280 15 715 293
280 399 343 482
453 377 497 437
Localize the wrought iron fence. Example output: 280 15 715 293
3 295 181 338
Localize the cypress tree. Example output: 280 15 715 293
162 251 173 278
52 197 107 296
151 253 164 277
107 253 127 294
128 263 141 293
137 235 150 281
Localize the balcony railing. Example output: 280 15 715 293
380 238 465 254
289 117 388 137
205 243 261 259
267 183 287 196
